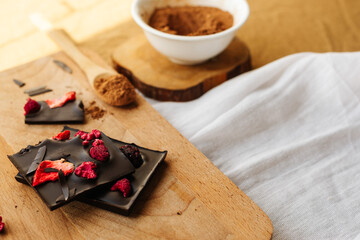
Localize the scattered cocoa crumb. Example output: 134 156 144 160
177 211 182 215
85 101 106 120
93 74 136 106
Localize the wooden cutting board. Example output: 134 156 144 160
0 49 272 239
112 35 251 101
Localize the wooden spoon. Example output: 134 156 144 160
30 13 136 106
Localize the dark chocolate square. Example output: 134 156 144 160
15 126 167 215
25 100 84 124
8 130 135 210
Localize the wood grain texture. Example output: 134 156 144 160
2 0 359 73
0 49 272 239
112 36 251 101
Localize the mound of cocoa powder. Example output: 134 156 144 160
149 6 233 36
93 74 136 106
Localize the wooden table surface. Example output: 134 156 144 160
0 1 274 239
0 0 358 72
0 0 359 239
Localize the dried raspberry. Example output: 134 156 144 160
86 133 94 141
74 130 85 137
0 216 4 233
32 159 74 187
92 139 104 146
46 91 76 109
24 98 41 115
52 130 71 141
91 129 101 138
120 145 143 168
90 144 109 161
75 162 97 179
110 178 131 197
82 140 89 146
77 132 85 140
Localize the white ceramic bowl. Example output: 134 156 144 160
132 0 250 65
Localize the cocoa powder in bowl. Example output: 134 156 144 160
148 6 233 36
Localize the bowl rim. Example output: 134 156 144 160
131 0 250 42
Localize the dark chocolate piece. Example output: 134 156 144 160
13 79 25 87
24 86 52 96
58 170 70 201
26 146 46 176
16 126 167 215
8 131 135 210
24 86 46 93
53 60 72 74
25 100 84 124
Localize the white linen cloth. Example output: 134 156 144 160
147 52 360 240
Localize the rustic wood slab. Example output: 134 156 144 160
112 35 251 101
0 49 272 239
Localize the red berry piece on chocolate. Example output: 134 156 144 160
91 129 101 138
75 162 97 179
90 144 109 161
92 139 104 146
0 216 4 233
46 91 76 109
74 130 85 137
120 145 143 168
24 98 41 115
52 130 71 141
82 140 89 146
32 159 74 187
80 133 88 140
86 133 94 141
111 178 131 197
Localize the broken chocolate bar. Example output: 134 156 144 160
8 130 135 210
25 100 84 124
15 126 167 215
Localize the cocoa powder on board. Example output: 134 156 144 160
149 6 233 36
93 74 136 106
85 101 106 120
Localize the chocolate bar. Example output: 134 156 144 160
14 126 167 215
25 100 84 124
8 130 135 210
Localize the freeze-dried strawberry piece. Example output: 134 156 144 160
90 142 109 161
0 216 4 233
75 162 97 179
82 140 89 146
24 98 41 115
45 91 76 109
91 129 101 138
52 130 70 141
111 178 131 197
120 145 143 168
32 159 74 187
